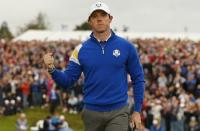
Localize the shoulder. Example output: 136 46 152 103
74 44 83 53
69 38 92 64
115 34 137 50
69 44 83 65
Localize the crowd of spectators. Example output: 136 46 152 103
129 38 200 131
0 37 200 131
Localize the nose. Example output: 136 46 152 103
97 17 104 23
96 15 103 21
97 19 103 23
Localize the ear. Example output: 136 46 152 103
88 20 92 26
109 15 113 22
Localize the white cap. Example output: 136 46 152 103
16 96 21 101
191 116 196 121
153 119 158 125
59 115 65 121
4 100 9 105
89 2 111 17
11 99 15 105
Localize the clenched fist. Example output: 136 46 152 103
43 53 55 69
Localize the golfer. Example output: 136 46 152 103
43 1 145 131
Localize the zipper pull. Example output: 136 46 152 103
102 47 105 54
100 41 105 54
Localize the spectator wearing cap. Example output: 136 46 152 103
16 113 28 131
59 115 74 131
189 116 199 131
150 119 164 131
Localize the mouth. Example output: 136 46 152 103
97 23 104 26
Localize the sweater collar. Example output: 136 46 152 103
90 29 116 43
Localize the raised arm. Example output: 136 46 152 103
43 44 82 88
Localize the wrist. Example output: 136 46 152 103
133 111 140 114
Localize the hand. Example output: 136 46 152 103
131 112 143 131
43 53 55 69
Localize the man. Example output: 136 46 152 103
43 2 145 131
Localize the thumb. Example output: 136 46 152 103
130 120 135 129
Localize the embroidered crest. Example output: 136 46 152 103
96 3 101 7
113 49 120 57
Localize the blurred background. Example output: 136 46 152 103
0 0 200 131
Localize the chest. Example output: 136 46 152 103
79 43 129 70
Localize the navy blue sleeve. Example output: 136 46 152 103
127 43 145 112
51 61 82 89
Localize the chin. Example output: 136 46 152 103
97 31 105 33
96 29 107 33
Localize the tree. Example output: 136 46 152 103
17 12 49 35
74 21 91 30
0 21 13 40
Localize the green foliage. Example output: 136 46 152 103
0 21 13 40
17 12 49 35
74 21 91 30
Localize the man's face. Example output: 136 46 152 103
88 10 112 33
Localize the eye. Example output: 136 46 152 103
101 12 107 17
90 13 98 19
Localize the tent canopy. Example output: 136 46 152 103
13 30 200 42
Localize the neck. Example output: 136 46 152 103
93 29 111 42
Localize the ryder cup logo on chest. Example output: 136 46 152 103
113 49 120 57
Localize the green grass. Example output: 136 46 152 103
0 107 83 131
